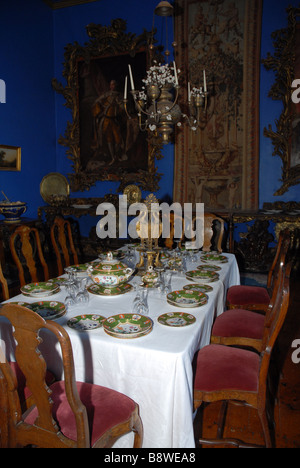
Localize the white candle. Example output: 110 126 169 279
128 64 135 91
173 61 178 85
188 82 191 101
124 76 127 100
203 70 207 92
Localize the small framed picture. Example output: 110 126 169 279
0 145 21 171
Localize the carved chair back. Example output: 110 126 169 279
9 225 49 287
0 261 9 300
267 228 291 293
0 303 89 448
50 216 79 276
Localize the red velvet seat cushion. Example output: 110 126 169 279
25 381 137 447
212 309 265 339
9 362 56 405
226 285 270 306
194 344 260 393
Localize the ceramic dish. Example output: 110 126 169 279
21 282 60 297
103 314 153 339
183 283 213 293
166 289 208 308
200 254 228 263
69 264 91 275
197 264 221 271
87 283 133 296
157 312 196 327
26 301 66 320
67 314 106 331
185 270 219 283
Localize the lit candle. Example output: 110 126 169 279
124 76 127 100
203 70 207 92
173 61 178 85
128 64 135 91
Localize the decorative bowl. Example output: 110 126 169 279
142 266 159 286
87 252 134 288
0 201 27 223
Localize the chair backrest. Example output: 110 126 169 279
0 261 9 301
267 228 291 291
0 303 89 448
192 212 225 252
9 225 49 287
164 212 184 250
258 262 291 405
50 216 79 276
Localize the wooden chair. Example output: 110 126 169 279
191 212 225 252
203 212 225 252
50 216 79 276
210 261 290 352
0 303 143 448
164 212 184 250
226 228 291 312
0 261 9 300
9 225 49 287
193 263 291 448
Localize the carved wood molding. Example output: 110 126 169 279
262 6 300 195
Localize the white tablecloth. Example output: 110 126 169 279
0 252 240 448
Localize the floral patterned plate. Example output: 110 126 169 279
67 314 106 331
185 270 219 284
21 282 60 297
103 314 153 339
49 277 69 286
87 283 133 296
200 254 228 263
26 301 66 320
167 289 208 308
197 264 221 272
183 283 213 293
69 264 91 275
158 312 196 327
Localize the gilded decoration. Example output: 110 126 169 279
52 19 163 192
173 0 262 210
262 6 300 195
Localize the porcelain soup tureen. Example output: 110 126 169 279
88 252 134 288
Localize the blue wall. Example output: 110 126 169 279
0 0 299 237
0 0 56 216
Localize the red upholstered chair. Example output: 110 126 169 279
0 303 143 448
210 262 291 352
193 263 291 448
226 228 291 312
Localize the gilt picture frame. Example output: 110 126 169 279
0 145 21 171
263 6 300 195
52 19 162 193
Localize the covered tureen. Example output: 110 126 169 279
87 252 134 288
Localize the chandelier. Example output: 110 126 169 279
123 1 209 144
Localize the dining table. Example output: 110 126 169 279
0 249 240 448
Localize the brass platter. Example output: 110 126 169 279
40 172 70 204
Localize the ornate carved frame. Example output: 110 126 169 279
262 6 300 195
52 19 163 193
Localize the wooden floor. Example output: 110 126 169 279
194 272 300 448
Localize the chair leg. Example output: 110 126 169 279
258 406 276 448
217 401 228 439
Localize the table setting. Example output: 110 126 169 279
0 244 240 448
